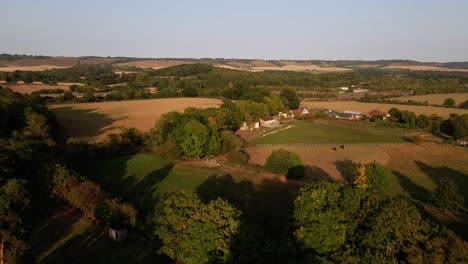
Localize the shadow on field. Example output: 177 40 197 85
52 106 126 142
80 155 173 216
37 218 166 264
415 161 468 208
196 174 301 263
335 159 355 183
393 171 431 203
304 165 333 181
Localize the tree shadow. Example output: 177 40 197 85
77 155 173 216
37 219 167 264
392 170 431 203
304 165 333 181
30 205 85 260
196 175 301 263
335 159 355 183
414 161 468 208
51 106 126 143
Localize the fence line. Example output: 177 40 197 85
254 142 412 147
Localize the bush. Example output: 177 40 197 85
264 149 305 179
227 150 250 165
95 198 138 227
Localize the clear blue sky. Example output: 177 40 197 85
2 0 468 61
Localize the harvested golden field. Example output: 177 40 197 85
246 145 391 181
0 82 75 93
49 98 222 141
114 59 193 69
392 93 468 105
0 65 68 72
246 143 468 187
302 100 468 117
251 64 352 72
383 64 468 72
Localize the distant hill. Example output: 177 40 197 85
1 54 467 72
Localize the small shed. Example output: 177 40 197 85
457 136 468 147
109 226 128 241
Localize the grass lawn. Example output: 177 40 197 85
31 204 168 264
75 153 261 212
251 120 406 145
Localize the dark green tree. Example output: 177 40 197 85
459 99 468 109
442 98 456 108
432 177 464 212
154 192 241 264
182 85 199 97
280 88 300 110
264 149 304 179
0 179 30 264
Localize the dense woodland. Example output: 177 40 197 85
1 85 468 263
1 63 468 104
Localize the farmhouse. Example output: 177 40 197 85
368 110 390 120
344 110 364 119
353 88 370 93
240 119 260 131
260 116 280 128
278 109 293 119
291 106 311 118
457 135 468 147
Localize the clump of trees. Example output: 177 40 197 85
382 107 467 139
293 162 468 263
43 163 138 226
442 97 456 108
153 191 241 263
432 177 464 212
264 149 305 179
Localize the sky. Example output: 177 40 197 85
2 0 468 62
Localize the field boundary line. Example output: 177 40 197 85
253 142 412 147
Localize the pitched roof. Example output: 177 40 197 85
261 116 275 121
457 135 468 141
368 110 387 116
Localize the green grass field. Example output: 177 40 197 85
75 153 261 212
251 120 406 145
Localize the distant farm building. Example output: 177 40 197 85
109 226 127 242
368 110 390 120
353 88 370 93
331 110 363 120
339 87 349 91
260 116 280 128
240 120 260 131
291 106 310 118
457 136 468 147
344 110 364 119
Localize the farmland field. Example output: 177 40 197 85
303 100 468 117
251 120 406 145
49 98 222 141
392 93 468 105
0 82 80 94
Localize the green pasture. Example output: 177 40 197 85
251 120 406 144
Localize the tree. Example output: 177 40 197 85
294 181 358 255
182 85 199 97
442 98 456 108
359 198 424 262
280 88 300 110
264 149 304 179
181 120 210 158
82 92 95 102
154 192 241 264
0 179 30 264
459 99 468 109
22 72 34 84
432 177 464 212
63 90 74 101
